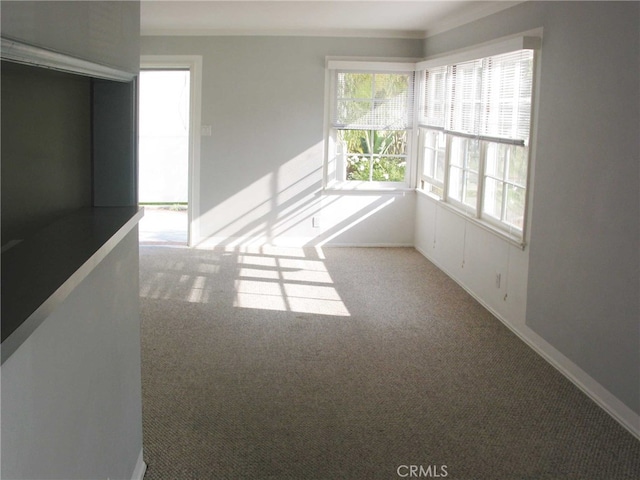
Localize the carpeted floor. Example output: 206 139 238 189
139 246 640 480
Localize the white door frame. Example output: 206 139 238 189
139 55 202 246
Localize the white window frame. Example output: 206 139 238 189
324 59 418 191
418 128 447 198
322 34 540 245
416 36 540 246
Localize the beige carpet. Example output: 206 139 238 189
139 246 640 479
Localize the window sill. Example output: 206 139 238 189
416 189 527 250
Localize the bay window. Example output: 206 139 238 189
324 35 538 242
418 45 536 241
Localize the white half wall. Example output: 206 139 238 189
414 193 529 328
0 230 144 480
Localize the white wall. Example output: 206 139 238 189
140 36 423 246
0 0 140 74
1 231 144 480
1 1 145 477
417 0 639 435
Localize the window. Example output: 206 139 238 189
419 129 446 197
323 37 538 241
327 66 414 187
418 48 535 239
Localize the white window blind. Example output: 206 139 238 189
480 50 534 143
422 49 534 146
419 46 536 239
421 66 447 128
449 59 483 136
332 71 414 130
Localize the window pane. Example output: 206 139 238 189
468 140 480 172
423 67 447 127
422 130 445 181
464 172 478 209
450 137 464 167
339 129 406 182
450 137 480 172
448 165 464 202
485 143 507 179
481 50 533 142
336 100 373 126
505 185 526 230
372 156 406 181
346 155 371 181
375 73 409 99
338 130 370 154
436 146 445 183
423 142 435 178
483 177 504 220
337 73 372 99
449 60 482 134
335 72 413 130
507 145 528 186
372 130 407 156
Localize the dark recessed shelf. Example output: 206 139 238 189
1 206 143 363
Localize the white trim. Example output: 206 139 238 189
416 32 542 70
140 55 203 246
323 60 418 188
130 449 147 480
415 245 640 441
1 37 135 82
142 28 426 40
325 56 422 69
327 60 417 72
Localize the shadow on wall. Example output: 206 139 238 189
195 141 410 248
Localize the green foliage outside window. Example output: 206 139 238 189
335 71 411 182
339 130 407 181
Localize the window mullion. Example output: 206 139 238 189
443 134 452 200
368 129 374 182
501 147 510 222
477 141 487 219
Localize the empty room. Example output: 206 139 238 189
1 1 639 479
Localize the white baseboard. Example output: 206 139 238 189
131 449 147 480
415 245 640 441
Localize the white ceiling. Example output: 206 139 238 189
141 1 521 39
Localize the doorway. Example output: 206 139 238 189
138 69 189 245
138 56 202 246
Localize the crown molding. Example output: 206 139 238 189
141 28 426 40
